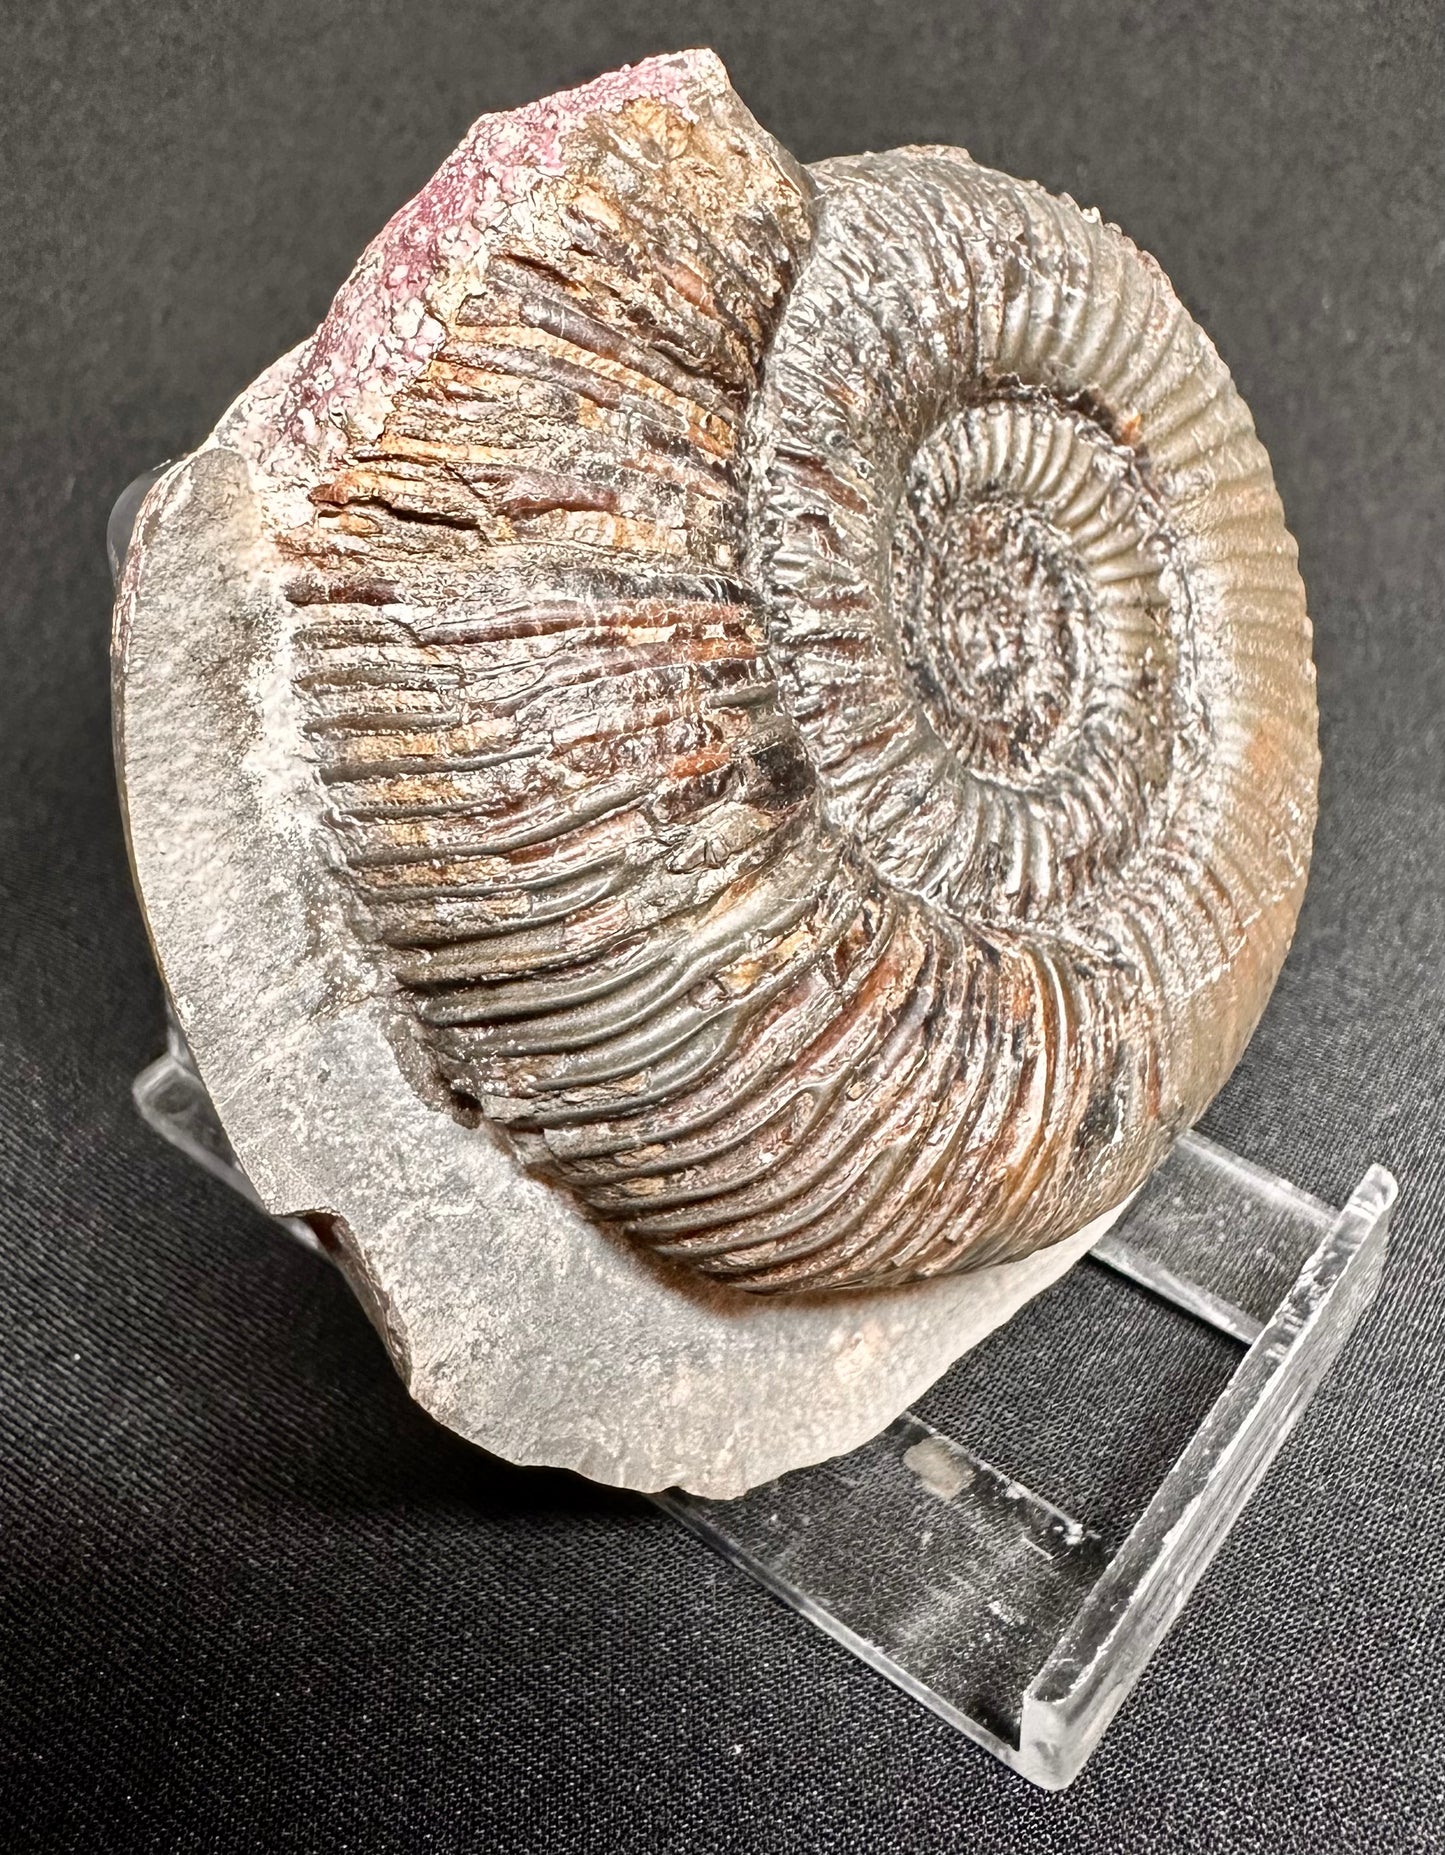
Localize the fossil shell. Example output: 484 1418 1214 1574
213 51 1316 1294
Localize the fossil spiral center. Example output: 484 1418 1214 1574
752 386 1189 922
892 488 1088 782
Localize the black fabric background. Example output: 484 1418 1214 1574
2 4 1441 1848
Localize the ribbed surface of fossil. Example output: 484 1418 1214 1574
225 51 1316 1292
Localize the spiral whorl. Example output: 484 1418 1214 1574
257 60 1316 1292
748 150 1317 1237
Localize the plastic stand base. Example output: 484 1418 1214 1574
658 1143 1394 1788
134 1018 1395 1789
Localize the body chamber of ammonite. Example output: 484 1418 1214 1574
113 51 1317 1494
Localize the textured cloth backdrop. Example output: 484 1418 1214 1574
1 4 1441 1849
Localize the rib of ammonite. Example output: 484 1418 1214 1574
114 51 1317 1491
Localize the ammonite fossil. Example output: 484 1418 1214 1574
118 49 1314 1328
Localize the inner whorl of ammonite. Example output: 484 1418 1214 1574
879 397 1182 920
894 483 1087 779
257 56 1317 1295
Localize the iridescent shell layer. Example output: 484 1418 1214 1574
218 51 1317 1292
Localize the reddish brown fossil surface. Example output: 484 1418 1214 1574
207 49 1317 1293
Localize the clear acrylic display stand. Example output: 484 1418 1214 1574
115 475 1396 1789
132 1018 1394 1789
